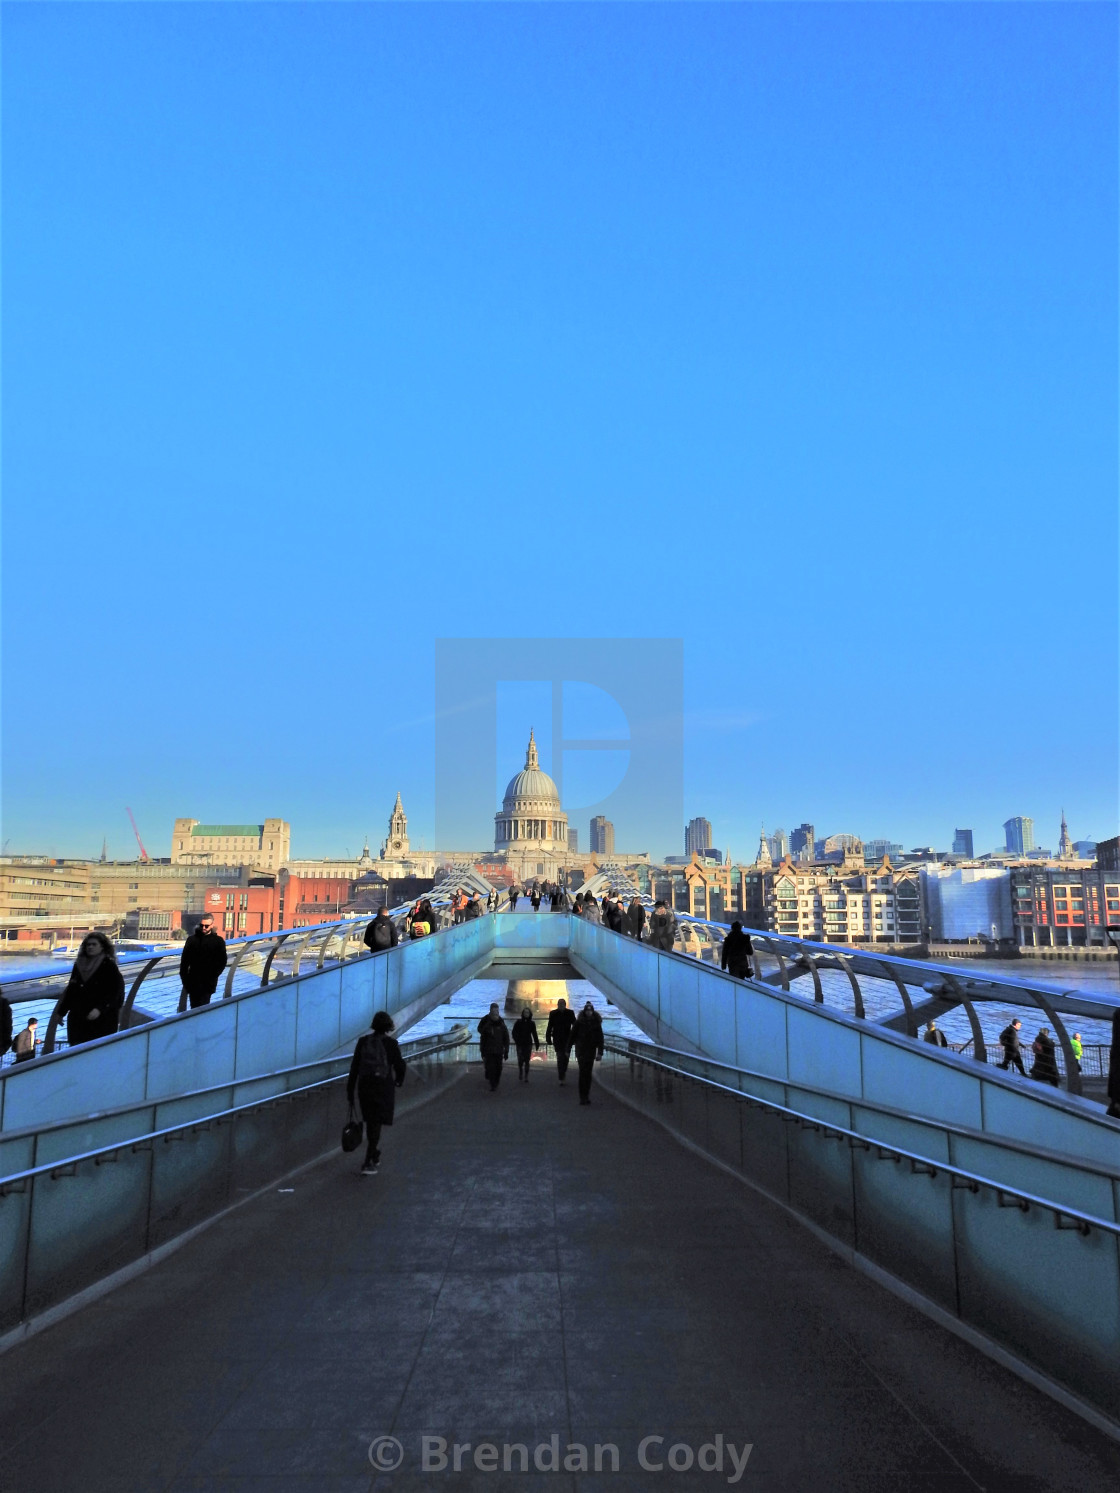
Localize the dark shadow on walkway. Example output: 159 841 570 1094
1 1056 1118 1492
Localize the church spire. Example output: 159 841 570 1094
525 728 540 770
1058 809 1073 859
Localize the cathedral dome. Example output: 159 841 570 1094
502 730 561 809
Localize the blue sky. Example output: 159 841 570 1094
2 3 1116 863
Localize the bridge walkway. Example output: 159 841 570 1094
1 1063 1118 1493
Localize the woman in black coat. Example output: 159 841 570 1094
57 933 124 1048
511 1005 540 1082
1029 1027 1060 1087
346 1011 407 1174
720 922 755 979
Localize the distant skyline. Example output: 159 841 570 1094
2 5 1116 862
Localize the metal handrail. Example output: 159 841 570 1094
602 1041 1119 1239
605 1036 1120 1178
0 1031 470 1193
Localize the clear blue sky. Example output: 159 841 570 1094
2 3 1116 863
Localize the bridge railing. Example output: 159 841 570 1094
598 1038 1120 1434
579 900 1118 1099
0 1031 469 1341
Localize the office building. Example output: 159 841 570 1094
1009 865 1119 947
171 819 291 870
952 829 974 859
767 827 790 863
685 817 712 856
922 868 1012 942
1003 817 1034 856
590 816 615 857
790 823 815 861
865 839 903 862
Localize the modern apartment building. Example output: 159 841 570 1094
1008 865 1119 947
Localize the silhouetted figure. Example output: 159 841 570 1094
179 913 228 1008
346 1011 406 1174
923 1021 948 1048
1030 1027 1060 1087
508 887 519 910
477 1002 510 1090
573 1001 605 1105
720 922 754 979
626 898 646 940
998 1019 1026 1076
545 997 577 1084
649 901 677 952
582 895 602 925
58 933 124 1048
13 1016 39 1062
512 1005 540 1082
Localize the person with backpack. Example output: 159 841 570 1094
12 1016 39 1062
573 1000 605 1105
477 1002 510 1091
363 907 398 953
545 996 577 1084
998 1018 1026 1076
511 1005 540 1082
346 1011 407 1175
649 901 677 952
57 932 125 1048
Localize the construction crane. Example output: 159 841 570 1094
126 807 150 862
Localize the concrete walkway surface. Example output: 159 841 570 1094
1 1056 1118 1493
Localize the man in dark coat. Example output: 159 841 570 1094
720 921 754 979
545 997 577 1084
573 1000 605 1105
58 933 125 1047
0 992 11 1059
364 908 399 953
998 1019 1026 1076
649 901 677 952
605 898 625 934
477 1002 511 1091
626 898 646 940
346 1011 407 1174
179 914 228 1008
923 1021 949 1048
464 894 482 920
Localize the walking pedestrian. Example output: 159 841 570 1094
1070 1032 1083 1073
649 901 677 952
0 991 11 1063
545 997 577 1084
605 897 625 934
12 1016 39 1063
179 912 228 1009
720 921 754 978
511 1005 540 1082
531 887 542 911
363 906 399 953
58 933 124 1048
508 887 520 911
573 1000 605 1106
477 1002 510 1091
464 893 483 921
346 1011 407 1175
1030 1027 1060 1087
582 894 602 925
998 1018 1026 1076
923 1021 948 1048
626 897 646 940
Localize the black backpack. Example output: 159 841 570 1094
358 1033 391 1080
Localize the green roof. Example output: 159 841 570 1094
191 824 263 838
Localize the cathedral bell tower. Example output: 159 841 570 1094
382 792 410 857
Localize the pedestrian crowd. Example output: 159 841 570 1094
477 995 605 1104
996 1017 1082 1088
